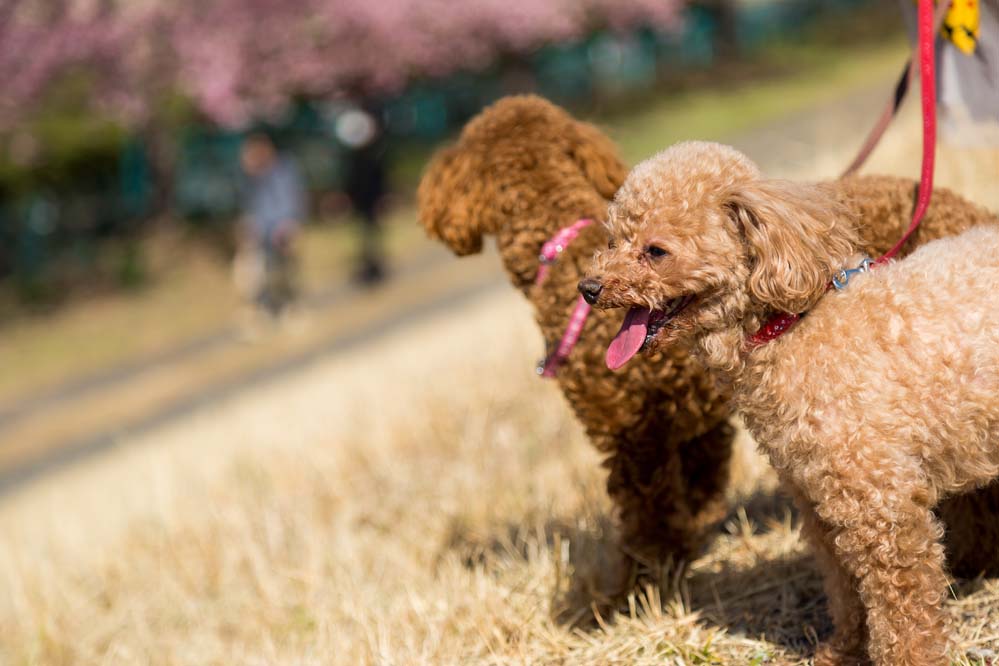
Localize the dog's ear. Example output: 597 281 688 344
727 178 858 313
569 120 628 200
417 144 491 256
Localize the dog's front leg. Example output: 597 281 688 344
606 420 734 568
793 491 869 665
817 477 951 666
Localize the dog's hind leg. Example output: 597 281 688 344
937 481 999 578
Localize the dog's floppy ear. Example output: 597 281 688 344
417 144 492 256
727 179 858 313
569 120 628 200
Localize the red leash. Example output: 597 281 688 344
841 1 950 179
748 0 938 348
875 0 938 265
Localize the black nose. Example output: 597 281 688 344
578 278 603 305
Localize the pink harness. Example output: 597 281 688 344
535 218 593 378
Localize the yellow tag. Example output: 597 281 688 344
942 0 980 55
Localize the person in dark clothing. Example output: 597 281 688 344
336 103 389 285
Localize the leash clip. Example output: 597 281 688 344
832 256 873 291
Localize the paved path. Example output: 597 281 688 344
0 247 450 431
0 244 501 491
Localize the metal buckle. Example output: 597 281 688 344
832 256 873 290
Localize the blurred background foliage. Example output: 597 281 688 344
1 0 880 305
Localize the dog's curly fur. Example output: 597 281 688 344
420 97 734 576
585 140 999 665
418 96 999 590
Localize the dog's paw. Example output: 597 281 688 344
813 642 870 666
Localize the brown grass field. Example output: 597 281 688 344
2 58 999 665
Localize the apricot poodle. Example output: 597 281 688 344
582 141 999 665
418 96 999 590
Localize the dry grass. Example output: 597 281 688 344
2 286 998 665
0 292 793 666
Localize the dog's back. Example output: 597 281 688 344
755 224 999 492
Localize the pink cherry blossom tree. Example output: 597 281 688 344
2 0 686 217
1 0 686 130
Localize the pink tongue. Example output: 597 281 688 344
606 307 651 370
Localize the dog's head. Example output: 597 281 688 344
580 141 858 371
417 95 626 275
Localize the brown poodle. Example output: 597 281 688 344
581 141 999 665
418 97 999 593
419 96 734 579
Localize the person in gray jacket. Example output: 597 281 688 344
237 132 305 318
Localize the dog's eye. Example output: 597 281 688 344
646 245 669 259
607 239 617 250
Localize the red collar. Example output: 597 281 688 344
745 311 802 348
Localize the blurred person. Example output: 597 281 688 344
235 131 305 328
901 0 999 144
336 102 389 285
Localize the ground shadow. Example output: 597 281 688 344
439 487 829 659
439 485 999 661
686 552 829 657
736 486 799 526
